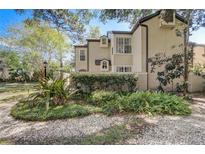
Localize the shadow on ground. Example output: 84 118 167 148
0 86 205 145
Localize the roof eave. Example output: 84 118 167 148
131 10 188 33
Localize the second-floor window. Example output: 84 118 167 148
100 36 108 47
101 38 107 45
116 37 131 53
80 50 85 61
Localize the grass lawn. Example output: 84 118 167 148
11 101 102 121
0 83 37 103
0 82 37 93
0 138 12 145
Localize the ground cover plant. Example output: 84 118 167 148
88 91 191 116
11 100 102 121
10 78 103 121
11 78 191 121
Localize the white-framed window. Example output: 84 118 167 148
100 60 109 71
101 38 107 45
116 37 131 53
80 50 85 61
116 66 132 73
100 36 108 47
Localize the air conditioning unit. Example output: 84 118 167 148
159 10 175 28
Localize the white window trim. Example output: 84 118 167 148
115 65 132 73
100 37 108 47
79 50 86 61
115 37 132 54
100 60 109 72
114 53 133 56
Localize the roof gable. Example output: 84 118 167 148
111 10 187 34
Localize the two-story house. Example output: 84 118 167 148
74 10 187 90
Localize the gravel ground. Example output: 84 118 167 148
0 99 127 144
125 97 205 145
0 91 205 144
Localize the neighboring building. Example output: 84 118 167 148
74 10 187 90
192 43 205 66
188 43 205 92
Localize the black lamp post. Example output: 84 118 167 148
43 61 48 78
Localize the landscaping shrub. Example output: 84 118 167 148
89 91 191 116
28 78 77 112
87 90 120 106
69 73 138 94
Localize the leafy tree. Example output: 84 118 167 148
16 9 95 42
99 9 154 27
16 10 85 79
6 22 71 79
87 26 101 38
0 51 21 70
175 10 205 94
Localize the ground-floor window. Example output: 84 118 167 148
116 66 132 72
100 60 109 71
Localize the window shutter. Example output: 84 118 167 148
95 60 101 65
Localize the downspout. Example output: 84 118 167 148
87 43 89 72
74 47 76 72
140 24 149 90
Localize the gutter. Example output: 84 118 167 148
87 43 89 71
140 24 149 90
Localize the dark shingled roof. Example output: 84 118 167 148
74 44 88 48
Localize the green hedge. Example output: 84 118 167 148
87 91 120 106
69 73 138 94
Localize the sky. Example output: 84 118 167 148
0 9 205 44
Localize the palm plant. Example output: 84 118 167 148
28 78 77 111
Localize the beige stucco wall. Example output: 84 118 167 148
193 45 205 66
136 72 148 90
88 41 111 73
144 17 184 58
142 16 185 90
132 26 143 72
188 73 205 92
75 47 88 72
141 27 147 73
113 54 133 65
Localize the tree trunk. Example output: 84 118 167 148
60 53 63 80
56 28 64 80
183 10 192 96
183 28 188 95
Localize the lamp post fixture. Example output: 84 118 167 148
43 61 48 79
